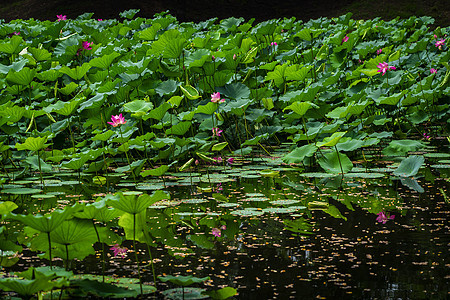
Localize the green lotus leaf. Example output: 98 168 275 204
185 49 211 68
140 165 169 177
318 150 353 174
0 35 23 54
144 102 171 121
58 82 78 95
393 155 425 177
15 136 48 151
187 234 214 249
158 275 210 287
6 67 36 86
51 219 97 246
165 121 192 136
60 156 89 170
316 131 347 148
194 102 217 115
0 201 18 215
28 47 52 61
89 52 121 69
59 63 91 80
211 142 228 151
139 23 161 40
203 287 237 300
108 190 170 214
8 204 82 233
180 84 201 100
123 99 154 117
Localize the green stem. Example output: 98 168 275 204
47 232 52 270
133 213 143 295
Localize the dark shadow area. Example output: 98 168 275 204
0 0 449 26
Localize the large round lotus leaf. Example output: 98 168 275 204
60 180 81 186
289 205 307 210
241 174 261 179
14 180 34 185
263 207 297 213
182 199 208 204
121 191 143 196
245 193 265 197
270 200 300 205
300 172 333 178
161 287 208 300
31 194 56 199
370 168 394 173
242 165 271 170
136 184 165 190
431 164 450 169
424 153 450 158
231 209 264 217
218 203 240 208
170 172 201 177
150 205 167 209
344 173 385 178
243 197 269 202
2 188 43 194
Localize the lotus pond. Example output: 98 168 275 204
0 9 449 300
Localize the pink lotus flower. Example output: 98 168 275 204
270 42 277 46
377 62 396 76
212 55 215 61
213 157 223 164
227 157 234 165
233 54 237 60
12 32 20 35
377 48 383 55
434 39 446 50
342 36 349 43
56 15 67 21
110 244 128 258
82 41 93 50
212 127 223 137
211 92 225 103
376 211 395 224
98 19 103 21
107 114 126 127
423 133 431 140
211 228 222 237
430 68 437 74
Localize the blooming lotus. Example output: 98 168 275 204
423 133 431 140
56 15 67 21
227 157 234 165
376 48 383 55
107 114 126 127
110 244 128 258
211 228 222 237
434 39 446 50
212 127 223 137
82 41 93 50
376 211 395 224
430 68 437 74
211 92 225 103
270 42 277 46
377 62 396 76
342 36 349 43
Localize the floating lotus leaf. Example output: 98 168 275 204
162 287 208 300
270 200 300 205
263 207 297 213
393 155 424 177
344 172 385 178
2 187 43 194
231 209 264 216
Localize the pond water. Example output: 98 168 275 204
1 145 449 299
